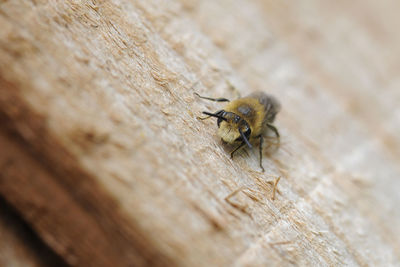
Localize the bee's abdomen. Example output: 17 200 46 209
247 92 280 123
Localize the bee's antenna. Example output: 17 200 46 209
239 128 252 149
201 111 228 121
194 93 230 102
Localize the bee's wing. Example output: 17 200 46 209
248 92 281 123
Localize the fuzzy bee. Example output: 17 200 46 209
195 91 280 172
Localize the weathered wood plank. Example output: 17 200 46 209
0 0 399 266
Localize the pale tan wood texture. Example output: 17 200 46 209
1 0 399 266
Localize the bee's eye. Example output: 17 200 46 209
234 115 240 123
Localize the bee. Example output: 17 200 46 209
195 91 280 172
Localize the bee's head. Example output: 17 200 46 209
202 110 252 147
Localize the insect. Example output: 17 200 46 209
195 91 280 172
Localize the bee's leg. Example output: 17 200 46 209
194 92 230 102
225 80 241 99
197 113 212 120
266 123 280 145
258 135 265 172
230 142 245 159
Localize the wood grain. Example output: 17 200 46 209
1 0 399 266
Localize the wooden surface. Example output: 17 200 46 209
0 196 67 267
1 0 400 266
